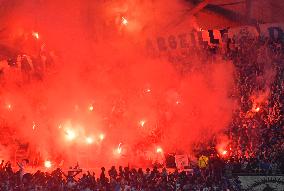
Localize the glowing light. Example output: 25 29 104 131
146 88 151 93
88 105 94 111
254 107 260 112
222 150 228 155
99 133 105 141
58 124 62 129
252 103 260 113
156 147 163 153
86 137 93 144
32 121 36 130
117 143 122 154
176 101 180 105
139 120 146 127
32 32 39 39
121 17 128 26
65 129 76 141
44 160 52 168
6 103 12 110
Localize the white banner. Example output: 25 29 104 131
175 154 189 169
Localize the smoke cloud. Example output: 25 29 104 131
0 0 236 167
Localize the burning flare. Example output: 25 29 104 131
44 160 52 168
88 105 94 111
65 129 76 141
117 143 122 154
156 147 163 153
121 17 128 26
99 133 105 141
139 120 146 127
32 32 40 39
86 137 93 144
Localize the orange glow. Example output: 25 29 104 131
32 121 36 130
6 103 12 110
222 150 228 155
85 137 93 144
99 133 105 141
44 160 52 168
88 105 94 111
0 0 237 168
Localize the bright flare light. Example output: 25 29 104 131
86 137 93 144
117 143 122 154
139 120 146 127
222 150 228 155
65 129 76 141
255 107 260 112
32 32 39 39
99 133 105 141
32 121 36 130
44 160 52 168
156 147 163 153
252 104 260 112
88 105 94 111
6 104 12 110
121 17 128 26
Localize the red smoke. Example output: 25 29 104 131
0 0 236 168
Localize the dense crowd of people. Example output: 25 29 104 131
1 159 235 191
225 35 284 175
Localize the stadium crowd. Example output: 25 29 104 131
225 35 284 175
1 30 284 190
0 159 235 191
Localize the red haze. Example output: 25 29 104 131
0 0 236 168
